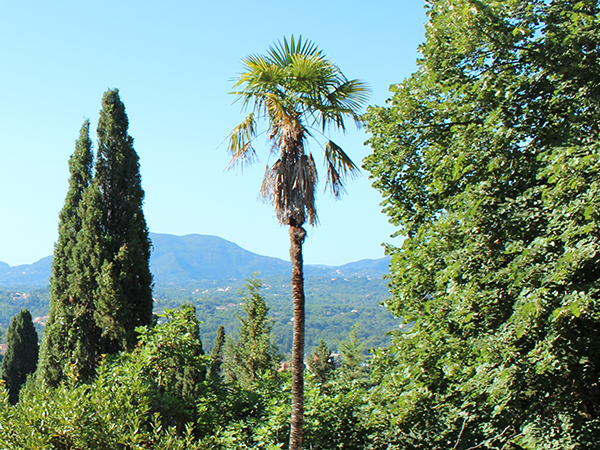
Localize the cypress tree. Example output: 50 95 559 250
37 120 99 385
39 90 153 385
208 325 226 381
92 88 154 354
1 309 39 404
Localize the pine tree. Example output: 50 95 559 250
37 120 99 385
223 277 280 388
92 89 154 354
308 339 336 385
1 309 39 404
339 325 365 380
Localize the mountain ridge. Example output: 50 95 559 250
0 233 390 287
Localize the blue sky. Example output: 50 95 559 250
0 1 427 267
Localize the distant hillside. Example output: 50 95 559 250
0 233 390 287
0 256 53 287
150 233 291 284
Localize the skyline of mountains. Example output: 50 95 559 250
0 233 390 287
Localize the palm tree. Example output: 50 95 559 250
227 36 369 449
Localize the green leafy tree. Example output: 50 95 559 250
0 306 208 449
1 309 39 404
92 88 154 355
226 36 369 449
223 277 281 389
364 0 600 448
129 304 207 428
37 120 100 385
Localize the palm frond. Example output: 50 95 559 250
324 140 360 198
268 35 322 67
226 113 258 171
309 78 371 132
227 36 369 226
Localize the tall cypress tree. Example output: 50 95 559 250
39 90 153 385
37 120 98 385
2 309 39 404
92 88 154 354
208 325 226 381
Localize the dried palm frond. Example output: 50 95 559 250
226 113 258 171
261 149 318 226
324 140 360 198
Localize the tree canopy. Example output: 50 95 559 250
364 0 600 448
227 35 370 227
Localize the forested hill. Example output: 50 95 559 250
0 233 389 287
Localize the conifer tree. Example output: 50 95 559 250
1 309 39 404
92 88 154 354
224 277 280 388
37 120 99 385
308 339 336 385
208 325 226 381
339 325 365 380
39 90 153 385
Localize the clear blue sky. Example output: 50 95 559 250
0 0 427 267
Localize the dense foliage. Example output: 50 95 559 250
3 2 598 448
363 0 600 448
0 303 376 449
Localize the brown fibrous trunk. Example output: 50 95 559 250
288 224 306 450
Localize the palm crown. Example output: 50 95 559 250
227 36 370 227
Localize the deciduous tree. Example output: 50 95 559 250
364 1 600 448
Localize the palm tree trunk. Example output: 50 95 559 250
289 224 306 450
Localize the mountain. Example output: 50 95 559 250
0 233 390 287
332 257 392 278
150 233 292 284
0 256 53 287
